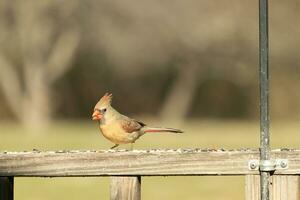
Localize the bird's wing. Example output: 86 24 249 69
120 117 145 133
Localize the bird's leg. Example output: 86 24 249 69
110 144 119 149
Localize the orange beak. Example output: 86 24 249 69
92 110 102 121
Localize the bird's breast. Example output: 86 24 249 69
99 122 140 144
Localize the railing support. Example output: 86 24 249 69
259 0 270 199
110 176 141 200
245 175 300 200
0 177 14 200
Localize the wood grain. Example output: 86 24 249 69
271 175 300 200
0 149 299 177
245 175 300 200
245 175 260 200
0 149 258 176
110 176 141 200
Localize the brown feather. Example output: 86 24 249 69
120 118 144 133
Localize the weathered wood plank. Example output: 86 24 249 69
0 177 14 200
0 149 299 177
0 149 259 176
110 176 141 200
245 175 300 200
245 175 260 200
271 175 300 200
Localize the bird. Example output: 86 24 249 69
92 93 183 149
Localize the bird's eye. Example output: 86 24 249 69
102 108 107 112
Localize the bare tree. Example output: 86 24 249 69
0 1 80 127
159 57 200 121
88 0 257 121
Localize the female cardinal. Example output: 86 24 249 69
92 93 183 149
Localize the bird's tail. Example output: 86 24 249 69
143 127 183 133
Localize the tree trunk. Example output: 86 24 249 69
21 64 52 128
0 1 80 129
160 60 200 123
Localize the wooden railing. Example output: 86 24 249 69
0 149 299 200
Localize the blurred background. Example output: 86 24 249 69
0 0 299 200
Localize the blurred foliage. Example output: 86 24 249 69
0 0 300 124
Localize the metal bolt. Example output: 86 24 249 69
280 160 287 168
250 161 257 169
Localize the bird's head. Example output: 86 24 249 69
92 93 113 121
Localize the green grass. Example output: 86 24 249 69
1 119 300 200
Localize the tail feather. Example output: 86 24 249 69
143 127 183 133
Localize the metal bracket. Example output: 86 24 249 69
248 159 288 171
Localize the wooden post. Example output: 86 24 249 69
246 175 260 200
245 175 300 200
110 176 141 200
271 175 299 200
0 177 14 200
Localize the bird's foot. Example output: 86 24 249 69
110 144 119 149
